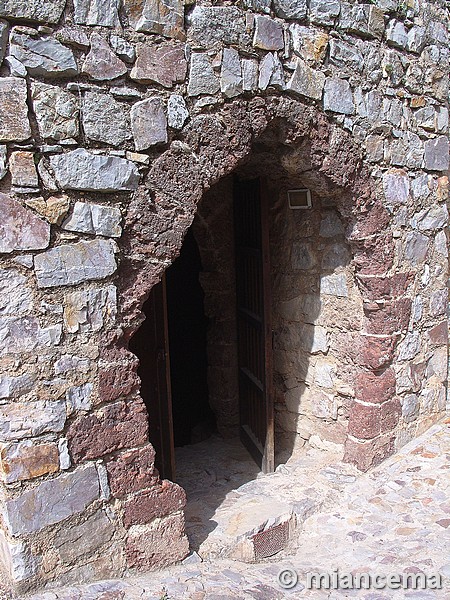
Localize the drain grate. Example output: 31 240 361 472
252 520 290 559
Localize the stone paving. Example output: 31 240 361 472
21 418 450 599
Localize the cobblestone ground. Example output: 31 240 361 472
23 418 450 599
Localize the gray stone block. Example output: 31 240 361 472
62 201 122 237
0 77 31 142
10 31 78 78
273 0 307 19
82 91 131 146
187 6 250 48
423 137 449 171
131 97 167 151
310 0 340 26
0 400 66 441
34 239 118 288
187 53 220 97
323 78 354 114
74 0 120 27
49 149 140 191
0 0 66 23
221 47 243 98
2 465 99 535
287 59 325 100
168 94 189 129
32 82 79 141
253 15 284 51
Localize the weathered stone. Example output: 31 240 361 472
167 94 189 130
34 239 117 288
106 446 156 498
428 321 448 346
187 53 220 97
130 43 187 88
355 369 395 405
49 149 140 191
0 77 31 142
221 47 243 98
273 0 306 19
242 58 259 92
2 464 99 535
66 383 93 413
397 331 420 361
319 212 344 238
1 272 32 320
386 19 407 48
414 205 448 232
54 510 114 563
383 169 409 205
329 38 364 72
0 194 50 254
67 399 149 461
364 298 411 336
26 195 70 225
82 33 127 80
126 151 150 165
0 531 37 582
401 393 419 422
124 481 186 527
0 0 65 24
287 58 325 100
74 0 120 27
290 25 328 65
309 0 340 26
258 52 285 91
320 273 348 297
0 145 6 180
63 202 122 238
82 91 131 146
63 285 117 333
339 3 385 39
321 243 350 270
389 132 424 169
0 19 8 65
54 354 90 375
57 26 90 50
111 85 141 100
38 159 59 192
131 97 167 151
9 151 38 189
126 513 189 568
253 15 284 51
313 360 335 388
0 373 34 401
323 78 354 114
423 137 449 172
243 0 271 13
110 34 135 62
0 400 66 441
131 0 185 40
32 82 79 141
10 30 78 78
0 316 61 355
291 242 315 270
403 231 429 265
187 6 250 48
0 440 59 483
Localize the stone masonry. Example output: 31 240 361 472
0 0 448 596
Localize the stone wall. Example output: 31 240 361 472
0 0 448 594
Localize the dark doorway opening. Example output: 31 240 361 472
166 230 216 448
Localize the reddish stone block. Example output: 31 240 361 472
380 398 401 433
98 364 140 404
427 322 448 346
360 335 397 370
355 369 395 404
356 273 414 301
67 399 149 462
106 445 158 498
344 432 395 472
348 401 381 440
126 512 189 570
348 201 390 239
352 233 394 275
364 298 412 335
123 480 186 528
